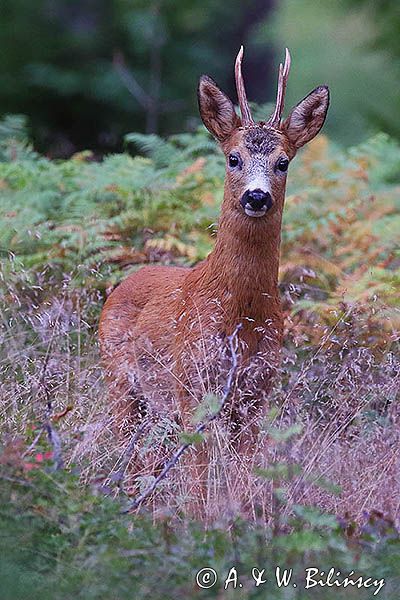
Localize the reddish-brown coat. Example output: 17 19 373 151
99 52 330 452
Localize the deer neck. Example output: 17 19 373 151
202 190 283 331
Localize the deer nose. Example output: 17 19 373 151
240 189 273 217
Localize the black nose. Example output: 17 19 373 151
240 189 273 212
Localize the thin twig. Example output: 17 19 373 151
113 51 150 109
44 421 63 471
38 298 66 471
122 323 242 513
108 418 150 489
22 426 44 457
0 474 34 488
113 51 185 129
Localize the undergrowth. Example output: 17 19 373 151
0 115 399 598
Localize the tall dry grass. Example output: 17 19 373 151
1 267 398 526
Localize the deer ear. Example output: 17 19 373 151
198 75 241 141
282 85 329 150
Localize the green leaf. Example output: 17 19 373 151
267 423 303 442
292 505 338 528
255 463 302 482
179 432 205 445
191 393 220 424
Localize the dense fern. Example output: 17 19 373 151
0 120 399 344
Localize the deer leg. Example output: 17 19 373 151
181 442 208 517
235 421 260 463
176 394 209 517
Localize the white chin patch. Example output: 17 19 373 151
244 205 267 218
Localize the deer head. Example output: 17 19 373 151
198 47 329 221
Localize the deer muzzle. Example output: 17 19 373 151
240 189 273 218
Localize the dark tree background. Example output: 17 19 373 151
0 0 399 155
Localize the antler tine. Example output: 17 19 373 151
268 47 291 127
235 46 254 127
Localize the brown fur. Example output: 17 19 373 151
99 64 329 499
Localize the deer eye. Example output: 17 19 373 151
276 157 289 172
228 153 241 169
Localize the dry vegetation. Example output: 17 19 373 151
1 271 398 524
0 118 399 597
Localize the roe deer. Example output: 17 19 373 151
99 47 329 483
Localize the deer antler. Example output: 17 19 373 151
235 46 254 127
267 48 291 127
